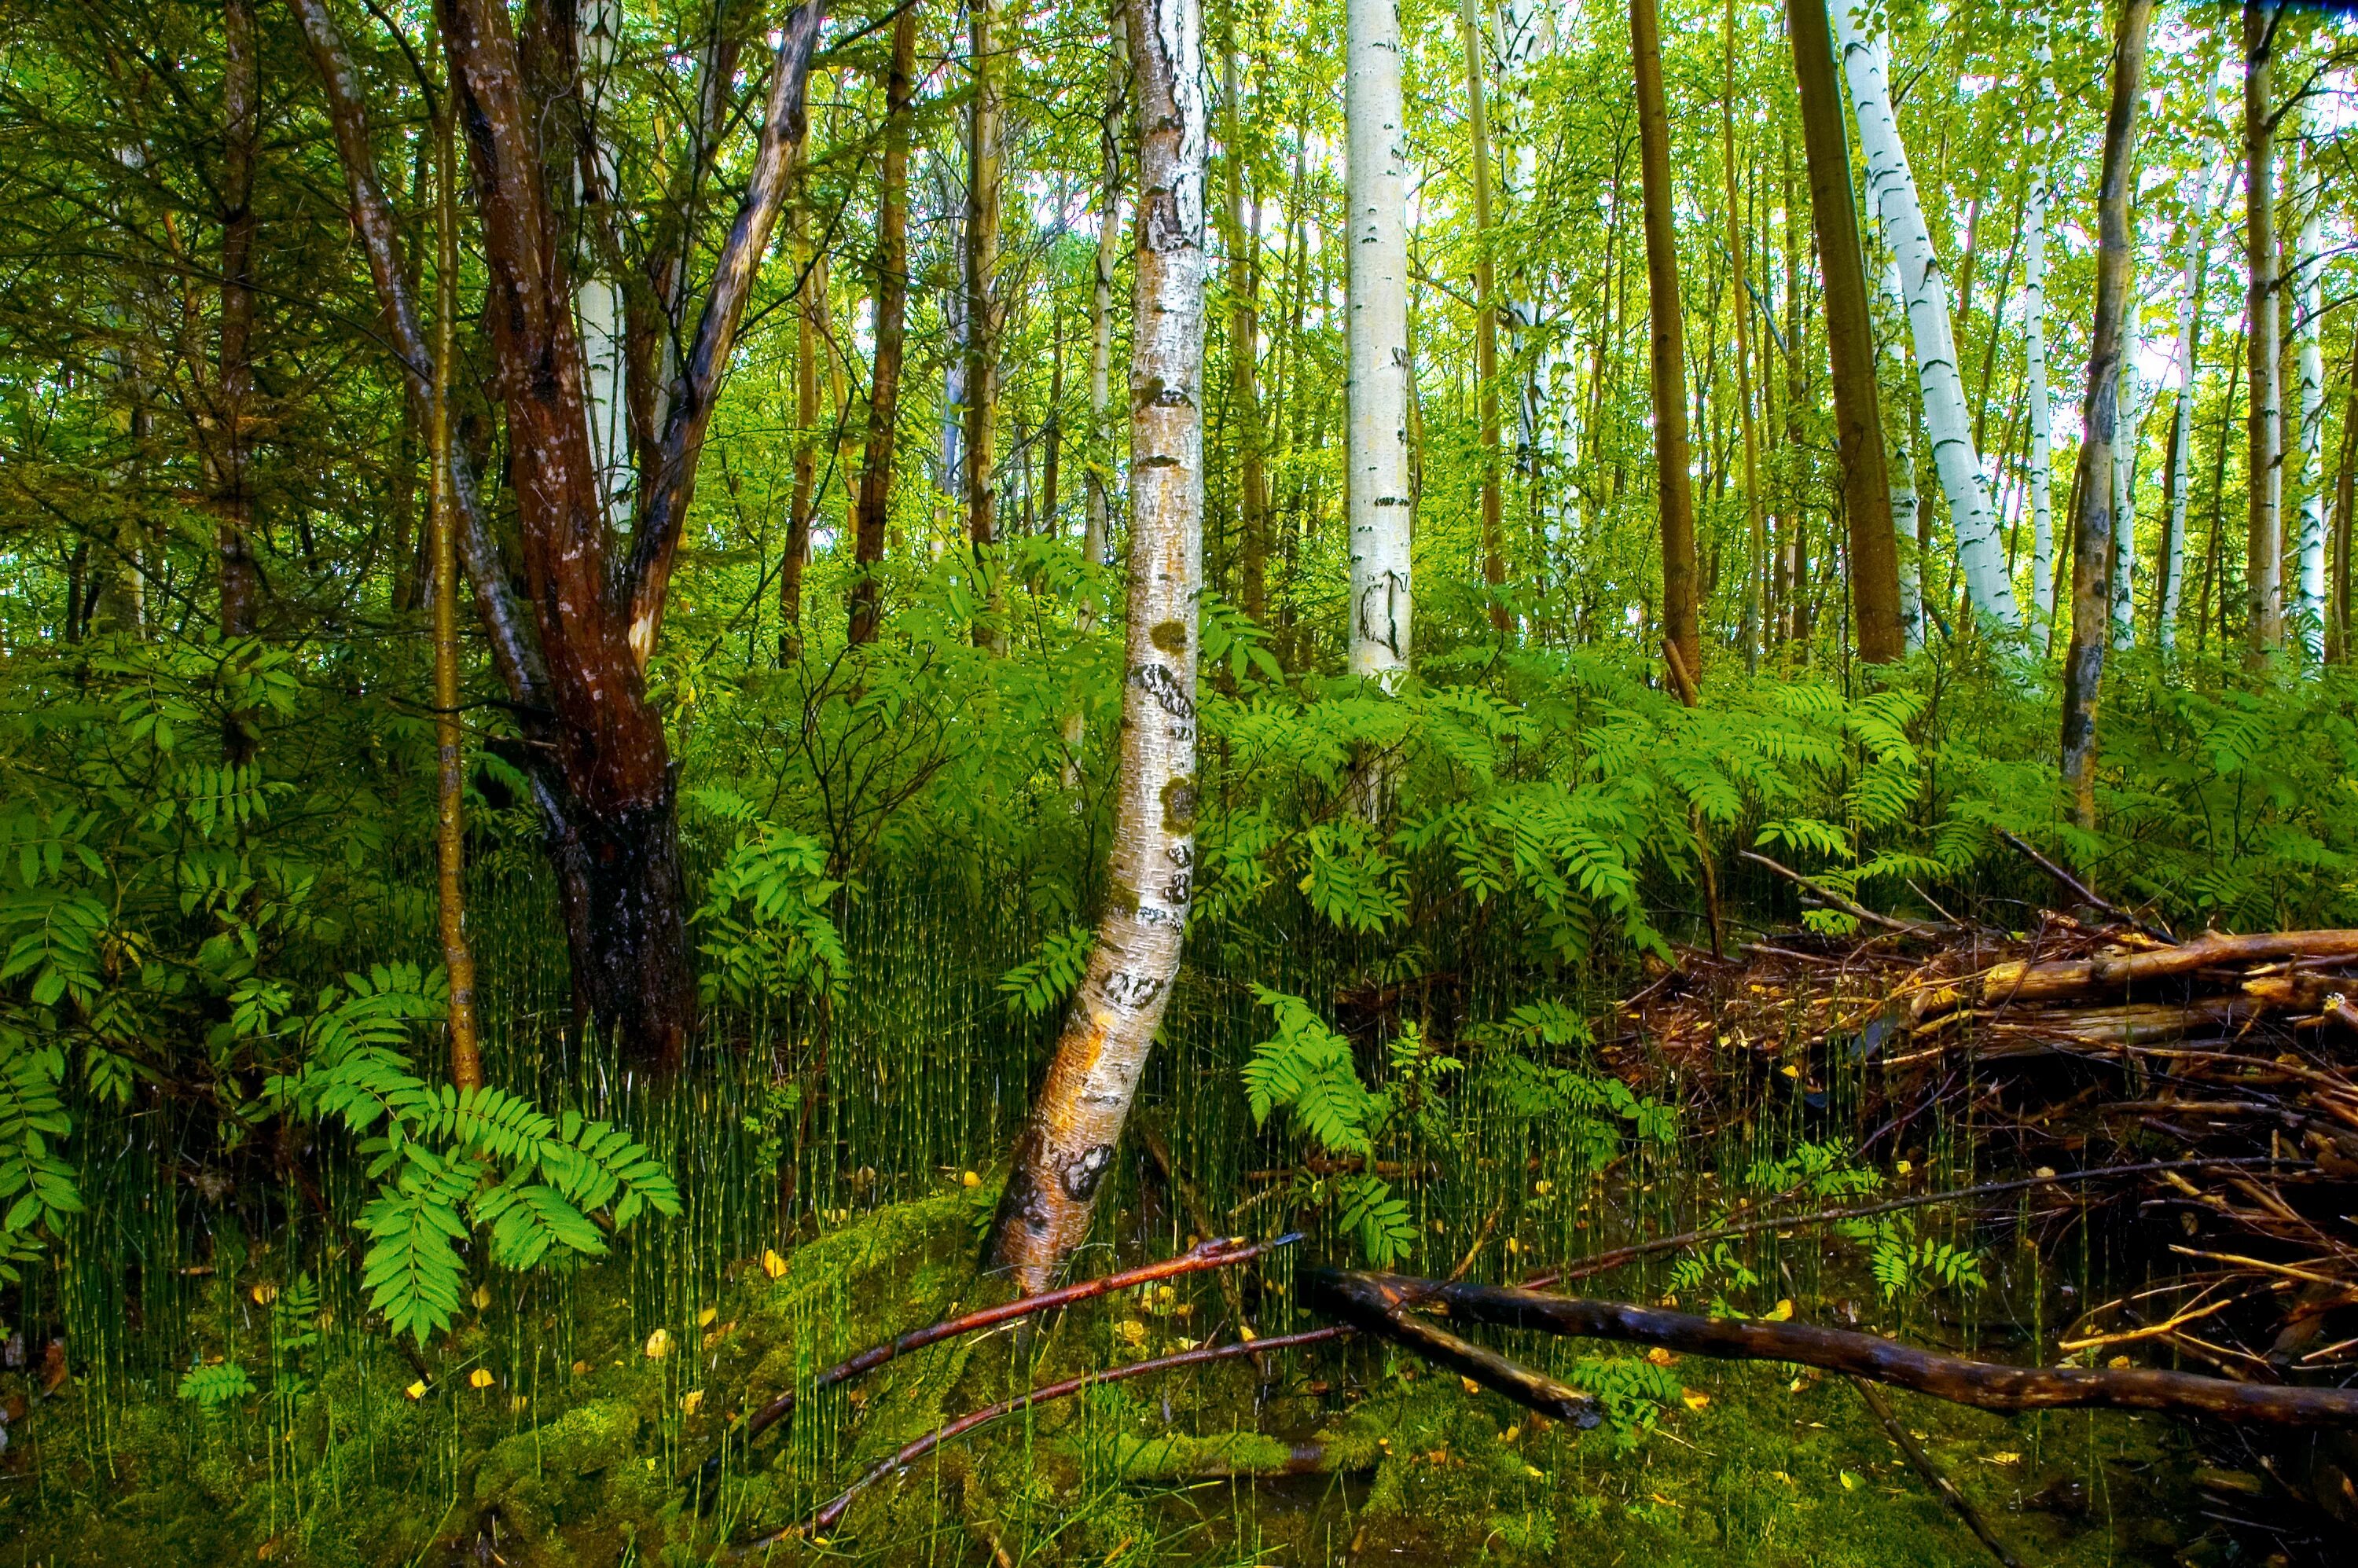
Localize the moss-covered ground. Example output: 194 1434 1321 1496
0 1190 2209 1566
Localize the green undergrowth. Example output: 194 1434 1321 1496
3 1192 2199 1566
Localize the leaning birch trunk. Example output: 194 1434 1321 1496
2059 0 2154 833
1875 259 1926 648
2025 47 2058 631
986 0 1207 1291
577 0 633 540
1344 0 1415 689
2158 163 2216 649
2294 143 2327 658
1834 2 2018 631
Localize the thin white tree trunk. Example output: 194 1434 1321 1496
1876 258 1925 648
2295 145 2328 658
1066 8 1126 794
985 0 1207 1291
577 0 632 535
1835 2 2018 630
1345 0 1415 683
2025 48 2057 632
2159 162 2217 650
2113 354 2139 647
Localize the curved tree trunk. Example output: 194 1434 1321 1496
1344 0 1415 687
1831 2 2016 631
1784 0 1903 663
985 0 1207 1291
2060 0 2154 833
849 7 916 648
1630 0 1697 680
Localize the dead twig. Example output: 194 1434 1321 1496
1849 1376 2025 1568
1738 850 1945 938
1996 828 2175 942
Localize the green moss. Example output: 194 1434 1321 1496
1110 1430 1302 1482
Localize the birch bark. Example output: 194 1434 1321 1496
577 0 633 536
2294 143 2327 657
2245 0 2283 659
2159 163 2217 649
1832 2 2017 630
1345 0 1415 685
986 0 1207 1290
1875 259 1926 648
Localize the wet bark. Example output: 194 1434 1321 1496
986 0 1207 1289
431 106 483 1091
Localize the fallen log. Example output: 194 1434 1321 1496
2093 930 2358 988
690 1232 1298 1500
1303 1268 1600 1428
1917 931 2358 1022
1308 1269 2358 1428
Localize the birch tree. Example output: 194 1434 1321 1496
2245 0 2283 659
2158 162 2218 650
2025 45 2058 631
1345 0 1415 686
2294 139 2328 658
1833 0 2017 631
986 0 1207 1291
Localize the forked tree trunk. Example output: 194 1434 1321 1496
1343 0 1415 687
430 106 483 1091
2245 0 2283 659
849 7 916 648
967 0 1006 652
2059 0 2154 834
1630 0 1698 681
986 0 1207 1291
1831 1 2015 632
1784 0 1903 662
1463 0 1509 634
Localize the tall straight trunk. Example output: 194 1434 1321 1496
1461 0 1509 633
2201 320 2246 652
2294 141 2327 657
1043 305 1065 527
218 0 262 762
2158 163 2217 649
849 7 916 647
430 106 483 1091
986 0 1207 1291
2025 45 2058 633
2059 0 2154 834
783 196 821 661
966 0 1006 650
2112 357 2139 645
1221 35 1269 622
1085 14 1127 583
1785 0 1903 662
2336 322 2358 661
2245 0 2283 659
1831 1 2016 630
578 0 633 536
1344 0 1415 685
1723 0 1765 670
1875 260 1926 648
1630 0 1698 678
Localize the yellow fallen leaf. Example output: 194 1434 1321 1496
1462 1376 1484 1396
2108 1355 2132 1370
1525 1465 1545 1480
697 1305 718 1328
1646 1346 1680 1368
761 1248 788 1280
250 1282 278 1305
1986 1451 2022 1465
472 1285 492 1311
1680 1389 1710 1412
468 1368 495 1390
571 1360 593 1377
1780 1063 1802 1078
1839 1469 1863 1491
1764 1298 1794 1321
1501 1425 1521 1444
645 1327 672 1361
404 1379 427 1401
681 1389 704 1415
1116 1320 1148 1346
1893 1159 1912 1176
961 1170 981 1188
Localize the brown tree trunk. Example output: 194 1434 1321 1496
2059 0 2154 833
783 194 821 663
1785 0 1903 662
2334 334 2356 662
1222 33 1269 623
849 6 916 648
1632 0 1699 681
2245 0 2283 660
431 105 483 1091
1724 0 1765 670
217 0 262 762
986 0 1207 1289
966 0 1005 651
1463 0 1510 633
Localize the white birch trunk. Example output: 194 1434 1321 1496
2025 53 2057 631
986 0 1207 1290
1835 2 2018 630
2295 150 2328 658
2159 163 2216 651
577 0 632 534
1876 259 1925 648
2113 355 2139 647
1345 0 1415 682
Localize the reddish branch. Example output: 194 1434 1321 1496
1317 1269 2358 1427
736 1327 1343 1551
1305 1269 1600 1427
692 1233 1299 1496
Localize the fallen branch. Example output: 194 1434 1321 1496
1302 1268 1602 1429
1327 1271 2358 1427
1738 850 1944 938
1849 1376 2024 1568
692 1232 1298 1497
736 1327 1343 1551
1996 828 2173 943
